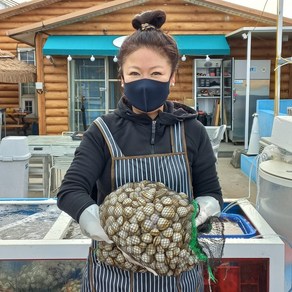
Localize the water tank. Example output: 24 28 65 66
257 160 292 291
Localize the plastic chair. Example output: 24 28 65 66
210 124 227 160
48 154 74 197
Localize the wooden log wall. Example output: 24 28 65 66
1 0 291 134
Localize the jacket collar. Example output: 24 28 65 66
114 97 198 125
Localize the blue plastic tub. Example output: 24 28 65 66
201 213 257 239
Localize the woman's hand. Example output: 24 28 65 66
79 204 113 243
195 196 221 227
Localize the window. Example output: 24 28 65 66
22 98 35 115
18 49 37 116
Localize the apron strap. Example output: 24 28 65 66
94 117 123 158
172 122 187 153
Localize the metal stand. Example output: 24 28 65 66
0 108 6 138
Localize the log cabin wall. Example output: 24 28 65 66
0 0 291 134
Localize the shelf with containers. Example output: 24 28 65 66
194 59 222 126
222 59 233 131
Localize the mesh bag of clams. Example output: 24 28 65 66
98 180 225 277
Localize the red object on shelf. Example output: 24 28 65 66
203 258 269 292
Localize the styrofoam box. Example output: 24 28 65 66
271 116 292 152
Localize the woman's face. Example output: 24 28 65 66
122 47 175 117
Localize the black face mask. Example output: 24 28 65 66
124 78 170 112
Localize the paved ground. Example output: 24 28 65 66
216 157 257 205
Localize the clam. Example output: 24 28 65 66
141 253 152 264
150 213 160 224
129 235 140 245
116 215 124 226
177 206 189 217
124 206 134 218
132 245 142 255
141 233 153 243
172 222 182 232
154 202 164 212
143 203 155 216
135 210 145 222
150 228 160 236
116 253 125 263
162 227 173 238
161 197 173 206
114 204 124 217
160 238 170 249
142 219 153 232
118 230 128 240
122 198 133 206
155 253 165 263
118 192 128 202
146 244 156 255
141 188 155 201
161 206 176 219
137 196 147 206
153 236 161 246
157 218 170 230
172 232 183 243
107 205 115 216
166 250 174 259
122 221 130 232
128 223 139 234
109 194 118 205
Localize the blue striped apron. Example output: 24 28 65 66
81 117 204 292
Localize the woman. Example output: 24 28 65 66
57 9 223 292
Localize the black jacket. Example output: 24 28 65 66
57 98 223 222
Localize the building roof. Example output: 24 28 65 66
0 49 36 83
6 0 149 45
0 0 62 19
3 0 292 45
0 0 19 8
226 26 292 40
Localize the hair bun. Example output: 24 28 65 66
132 10 166 30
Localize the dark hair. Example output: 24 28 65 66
118 10 179 78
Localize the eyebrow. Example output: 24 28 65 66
127 65 164 70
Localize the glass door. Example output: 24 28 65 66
71 58 105 131
69 58 119 131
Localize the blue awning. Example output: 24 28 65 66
174 35 230 56
43 35 230 56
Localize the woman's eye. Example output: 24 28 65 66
129 71 140 76
152 72 162 76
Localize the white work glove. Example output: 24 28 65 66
195 196 221 227
79 204 113 243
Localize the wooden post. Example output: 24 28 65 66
35 32 46 134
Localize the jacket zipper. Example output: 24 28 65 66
150 120 156 154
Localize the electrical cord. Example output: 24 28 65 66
222 153 260 213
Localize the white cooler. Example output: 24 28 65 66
0 136 31 198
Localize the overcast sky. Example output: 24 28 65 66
223 0 292 19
